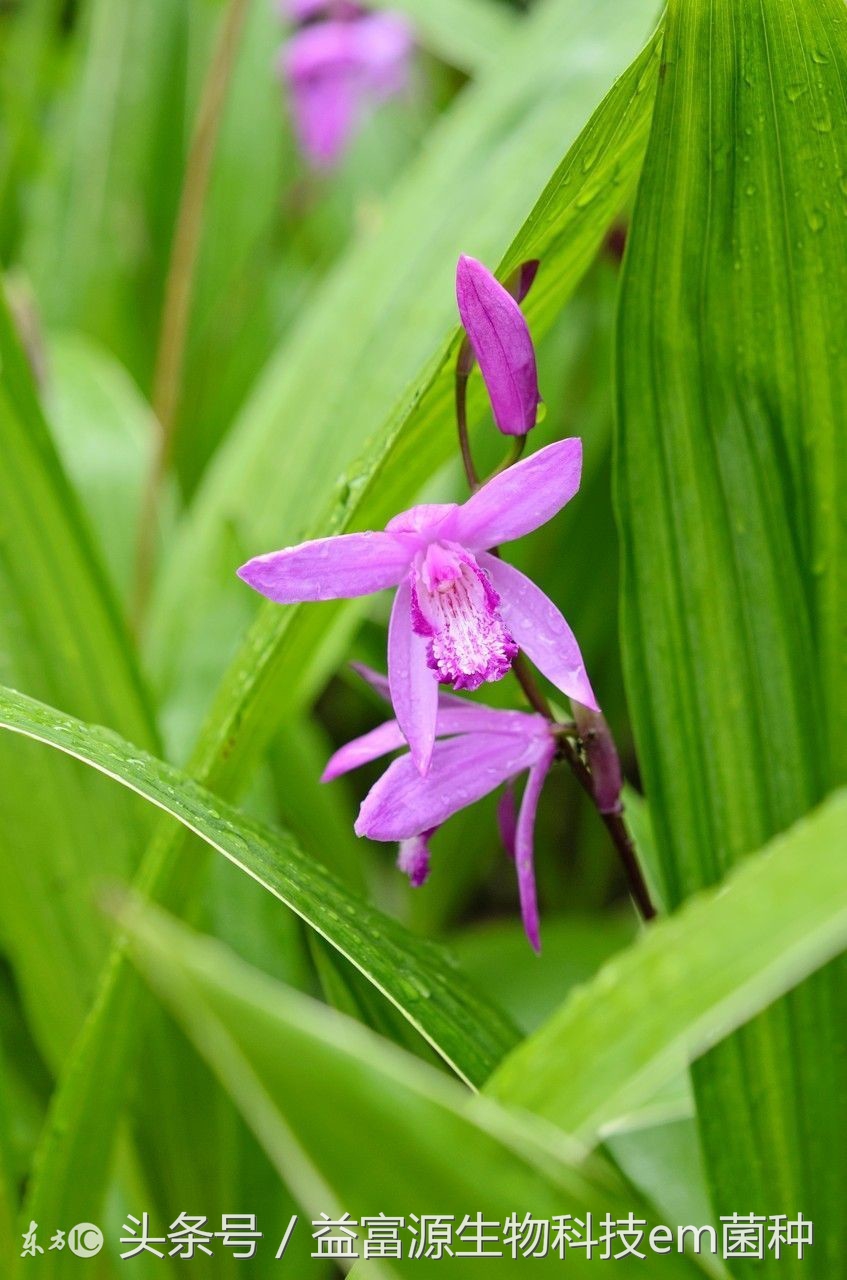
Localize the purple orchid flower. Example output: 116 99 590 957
456 254 542 436
322 666 557 950
238 438 598 775
279 11 413 170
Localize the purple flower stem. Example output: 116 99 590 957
454 339 526 493
556 731 656 921
455 336 480 491
511 649 554 719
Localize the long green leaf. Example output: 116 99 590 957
487 792 847 1138
22 0 187 384
45 333 159 602
0 682 518 1088
368 0 518 73
615 0 847 1272
121 901 711 1280
0 290 158 1067
0 1050 15 1264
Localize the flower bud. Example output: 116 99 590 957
455 254 541 436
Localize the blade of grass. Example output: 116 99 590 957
367 0 519 73
0 682 518 1087
0 291 159 1067
615 0 847 1271
121 900 713 1280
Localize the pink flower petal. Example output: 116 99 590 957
385 502 458 542
321 718 407 781
349 664 545 735
514 744 555 952
353 12 414 100
280 12 412 170
453 438 583 551
411 543 517 691
455 254 541 436
480 553 599 711
237 532 409 603
280 22 364 170
356 731 544 841
322 703 542 783
388 578 438 775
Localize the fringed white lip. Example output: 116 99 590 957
410 542 517 692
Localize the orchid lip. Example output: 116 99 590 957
410 543 517 691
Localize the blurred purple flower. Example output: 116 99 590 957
354 10 413 98
279 11 413 170
323 666 557 949
278 0 361 22
238 438 597 774
456 254 542 436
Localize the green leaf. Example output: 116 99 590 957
121 900 712 1280
368 0 519 73
0 0 64 260
0 290 158 1067
486 792 847 1141
0 681 518 1088
173 0 291 494
44 332 160 602
615 1 847 1269
451 912 636 1035
605 1119 727 1280
0 1052 16 1264
266 715 367 894
22 0 188 384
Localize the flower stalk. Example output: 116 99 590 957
455 336 479 491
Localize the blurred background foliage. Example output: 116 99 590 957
0 0 845 1275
